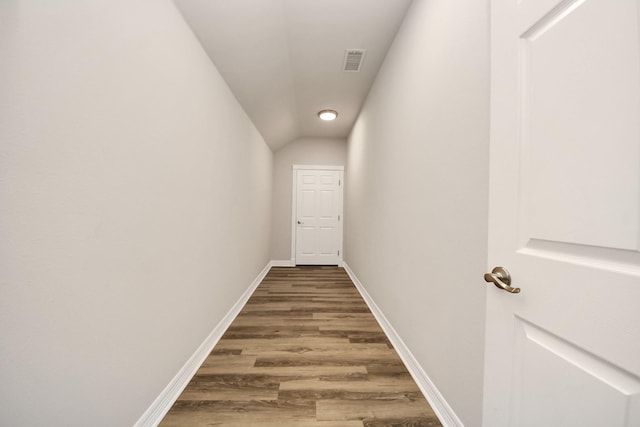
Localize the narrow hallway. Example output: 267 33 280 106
160 266 441 426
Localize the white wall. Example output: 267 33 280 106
270 137 347 261
0 1 272 426
344 0 489 425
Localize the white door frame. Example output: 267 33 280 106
291 165 344 266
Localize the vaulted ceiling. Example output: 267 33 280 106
173 0 412 151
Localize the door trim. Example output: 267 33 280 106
291 165 344 266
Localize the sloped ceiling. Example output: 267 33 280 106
173 0 412 151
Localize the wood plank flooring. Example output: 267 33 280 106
160 266 442 427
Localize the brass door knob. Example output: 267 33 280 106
484 267 520 294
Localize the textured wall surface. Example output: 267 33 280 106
344 0 490 424
0 1 272 425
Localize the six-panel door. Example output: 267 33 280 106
295 169 342 265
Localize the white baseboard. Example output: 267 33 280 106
270 259 295 267
342 262 464 427
134 261 273 427
136 261 462 427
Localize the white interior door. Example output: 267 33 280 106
484 0 640 426
294 167 343 265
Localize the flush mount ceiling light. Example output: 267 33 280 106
317 110 338 121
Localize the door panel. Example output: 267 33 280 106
519 0 640 250
511 319 640 427
298 227 315 256
294 168 342 265
319 190 335 218
485 0 640 425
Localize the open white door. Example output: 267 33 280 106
293 166 343 265
484 0 640 425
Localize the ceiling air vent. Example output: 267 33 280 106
342 49 366 72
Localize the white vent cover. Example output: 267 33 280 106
342 49 366 72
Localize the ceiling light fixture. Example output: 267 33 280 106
317 110 338 121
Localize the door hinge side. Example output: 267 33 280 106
338 214 341 221
338 250 340 256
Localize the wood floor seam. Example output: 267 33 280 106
160 266 442 426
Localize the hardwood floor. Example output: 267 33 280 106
160 266 442 426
